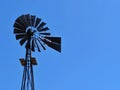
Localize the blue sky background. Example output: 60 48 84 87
0 0 120 90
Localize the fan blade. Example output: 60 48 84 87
14 22 26 30
37 22 46 30
15 18 26 28
41 38 61 52
34 39 41 52
40 32 51 35
20 38 27 46
16 34 26 40
31 15 36 26
25 14 31 26
14 28 25 34
19 15 28 28
35 18 41 27
38 38 46 50
31 39 35 52
38 27 49 32
44 36 61 44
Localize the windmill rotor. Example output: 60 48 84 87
13 14 61 52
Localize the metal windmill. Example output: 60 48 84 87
13 14 61 90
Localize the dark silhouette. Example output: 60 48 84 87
13 14 61 90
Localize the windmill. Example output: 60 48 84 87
13 14 61 90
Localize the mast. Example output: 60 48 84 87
20 40 37 90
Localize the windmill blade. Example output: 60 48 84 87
20 38 27 46
31 15 36 26
44 36 61 44
23 15 30 27
25 14 31 26
38 38 46 50
14 28 25 34
16 34 26 40
40 32 51 35
31 39 35 52
15 18 26 28
14 22 26 30
41 38 61 52
19 15 28 28
35 18 41 27
38 27 49 32
37 22 46 30
34 39 41 52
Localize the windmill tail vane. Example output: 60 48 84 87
13 14 61 90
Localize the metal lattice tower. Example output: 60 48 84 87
20 44 37 90
13 14 61 90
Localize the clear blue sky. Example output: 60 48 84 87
0 0 120 90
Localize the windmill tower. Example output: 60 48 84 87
13 14 61 90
